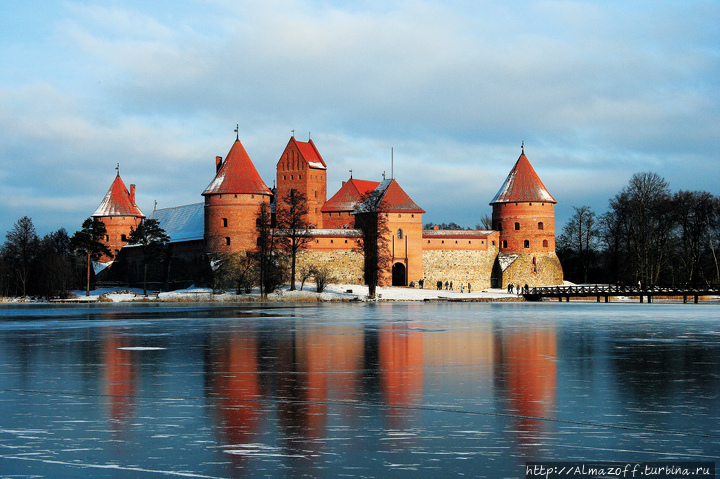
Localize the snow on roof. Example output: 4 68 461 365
202 139 273 196
149 203 204 243
295 138 327 169
490 152 556 204
423 229 494 238
355 179 425 214
92 174 145 218
322 178 381 212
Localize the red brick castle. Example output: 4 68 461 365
91 135 563 289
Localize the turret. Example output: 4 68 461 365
92 171 145 261
202 135 273 254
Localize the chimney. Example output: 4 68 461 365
130 184 136 205
216 156 223 173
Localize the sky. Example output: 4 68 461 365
1 0 719 238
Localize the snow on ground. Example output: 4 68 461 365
59 283 521 303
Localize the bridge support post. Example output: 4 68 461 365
605 295 609 303
695 295 699 304
597 296 600 303
639 294 643 303
683 295 687 304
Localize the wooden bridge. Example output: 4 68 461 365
523 284 720 303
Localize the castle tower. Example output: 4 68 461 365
92 172 145 261
356 179 425 287
202 137 273 254
275 137 327 228
490 146 563 286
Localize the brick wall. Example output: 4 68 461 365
492 202 556 253
499 252 564 288
422 246 500 291
204 194 270 254
96 215 143 262
296 249 365 284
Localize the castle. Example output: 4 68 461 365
91 134 563 290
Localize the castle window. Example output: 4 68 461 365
121 234 127 241
222 218 228 227
398 214 402 218
330 240 334 244
529 203 532 206
543 239 549 247
411 214 415 218
524 240 530 248
291 175 293 180
492 241 495 246
284 175 287 180
502 240 507 248
515 222 520 230
538 222 544 230
225 237 231 246
315 191 318 198
299 175 301 180
345 240 348 243
397 229 403 239
105 235 109 241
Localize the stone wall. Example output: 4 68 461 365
296 249 365 285
422 247 499 291
500 252 563 288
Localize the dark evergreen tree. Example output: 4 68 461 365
71 218 112 296
1 216 40 298
128 218 170 295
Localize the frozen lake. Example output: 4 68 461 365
1 301 719 478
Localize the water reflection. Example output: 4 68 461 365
1 303 718 477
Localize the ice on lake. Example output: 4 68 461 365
1 301 718 478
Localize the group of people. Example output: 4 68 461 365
432 280 471 293
507 283 529 294
418 279 471 293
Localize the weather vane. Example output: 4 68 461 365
349 169 353 179
115 163 119 176
235 124 239 141
521 141 524 154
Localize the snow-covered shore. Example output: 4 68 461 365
38 283 522 303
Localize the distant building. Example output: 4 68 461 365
93 136 562 289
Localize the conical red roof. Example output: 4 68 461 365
202 139 272 196
322 178 380 212
356 179 425 214
92 174 145 218
490 151 556 204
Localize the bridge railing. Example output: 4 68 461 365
528 284 720 296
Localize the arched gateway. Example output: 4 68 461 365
392 262 407 286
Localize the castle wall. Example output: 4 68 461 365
97 215 143 261
492 202 556 253
384 212 424 286
499 252 564 288
422 243 500 291
321 211 355 229
204 193 270 254
295 249 365 284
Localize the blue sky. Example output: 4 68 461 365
1 0 719 237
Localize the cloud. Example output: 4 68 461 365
0 0 718 237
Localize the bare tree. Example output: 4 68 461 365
276 189 313 290
558 206 599 283
355 189 391 299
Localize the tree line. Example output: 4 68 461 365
0 213 172 299
558 172 720 287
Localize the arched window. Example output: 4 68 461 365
502 240 507 248
222 218 228 227
225 237 231 246
524 240 530 248
543 239 549 247
397 229 403 239
514 222 520 230
538 222 544 230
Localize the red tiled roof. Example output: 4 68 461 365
293 138 327 169
92 174 145 218
202 139 272 196
356 179 425 214
490 152 556 204
322 178 380 212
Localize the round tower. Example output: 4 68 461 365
489 145 563 286
202 136 273 254
92 172 145 261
